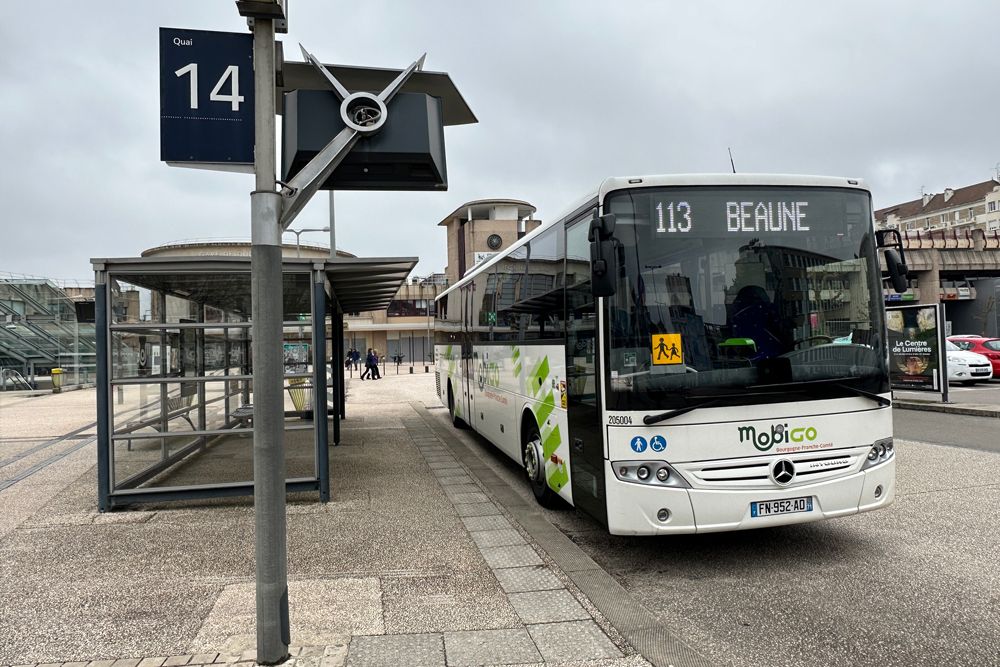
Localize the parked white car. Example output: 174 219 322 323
946 340 993 384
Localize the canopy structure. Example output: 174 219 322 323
90 252 416 511
326 257 418 312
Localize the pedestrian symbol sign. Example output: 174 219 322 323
651 334 683 365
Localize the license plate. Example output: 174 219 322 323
972 369 990 375
751 496 813 517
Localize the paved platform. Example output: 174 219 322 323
0 374 655 667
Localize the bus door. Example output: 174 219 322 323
565 216 608 525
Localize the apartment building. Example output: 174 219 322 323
875 177 1000 233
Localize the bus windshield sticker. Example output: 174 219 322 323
652 334 683 365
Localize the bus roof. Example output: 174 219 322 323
436 173 870 301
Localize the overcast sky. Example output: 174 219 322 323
2 1 998 283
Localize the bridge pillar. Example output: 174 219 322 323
916 251 941 305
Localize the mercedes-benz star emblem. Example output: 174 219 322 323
772 459 796 486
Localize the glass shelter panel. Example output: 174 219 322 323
102 269 324 501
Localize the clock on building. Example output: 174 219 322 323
486 233 503 250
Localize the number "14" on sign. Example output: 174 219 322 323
174 64 244 111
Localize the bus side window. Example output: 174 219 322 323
566 217 597 404
522 225 565 341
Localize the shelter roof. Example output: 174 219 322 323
90 255 417 314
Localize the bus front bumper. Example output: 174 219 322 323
604 459 895 536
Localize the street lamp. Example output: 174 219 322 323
286 226 331 257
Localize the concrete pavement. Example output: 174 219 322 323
0 373 653 667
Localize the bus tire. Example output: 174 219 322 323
523 415 559 508
448 382 466 429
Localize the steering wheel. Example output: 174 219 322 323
793 335 834 349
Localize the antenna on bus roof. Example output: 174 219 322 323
728 147 737 174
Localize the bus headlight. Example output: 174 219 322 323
862 438 894 470
612 461 690 488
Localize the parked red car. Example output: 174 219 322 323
947 336 1000 376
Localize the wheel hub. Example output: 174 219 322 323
525 438 543 482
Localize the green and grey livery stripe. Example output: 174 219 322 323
516 345 568 493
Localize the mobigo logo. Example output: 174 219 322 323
738 423 818 451
477 361 501 391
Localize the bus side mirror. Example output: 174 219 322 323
876 229 909 294
884 249 908 293
590 213 617 297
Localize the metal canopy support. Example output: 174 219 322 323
313 268 329 501
95 275 110 513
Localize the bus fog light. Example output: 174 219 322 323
637 466 650 481
874 485 883 499
656 467 670 482
656 508 671 522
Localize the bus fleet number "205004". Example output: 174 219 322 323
607 415 633 425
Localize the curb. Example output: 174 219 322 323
893 400 1000 418
411 401 716 667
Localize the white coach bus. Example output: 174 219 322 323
434 174 909 535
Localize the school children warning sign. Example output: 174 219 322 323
651 334 683 365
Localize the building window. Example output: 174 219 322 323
387 299 436 317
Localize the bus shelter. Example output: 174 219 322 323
91 254 416 511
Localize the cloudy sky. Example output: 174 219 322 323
2 1 998 283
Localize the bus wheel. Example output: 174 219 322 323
523 420 559 507
448 383 466 429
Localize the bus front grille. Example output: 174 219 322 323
678 450 865 489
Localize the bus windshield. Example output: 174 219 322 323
603 186 888 411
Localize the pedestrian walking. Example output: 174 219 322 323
360 347 374 380
371 349 382 380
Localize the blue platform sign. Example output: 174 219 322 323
159 28 254 171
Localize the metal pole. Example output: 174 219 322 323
328 191 336 258
95 278 111 513
332 303 341 445
250 15 290 664
313 272 329 500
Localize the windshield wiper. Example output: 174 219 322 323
644 399 720 425
746 377 891 407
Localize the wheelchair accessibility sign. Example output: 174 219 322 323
651 334 683 365
650 435 667 452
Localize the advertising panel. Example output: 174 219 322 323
886 303 946 395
